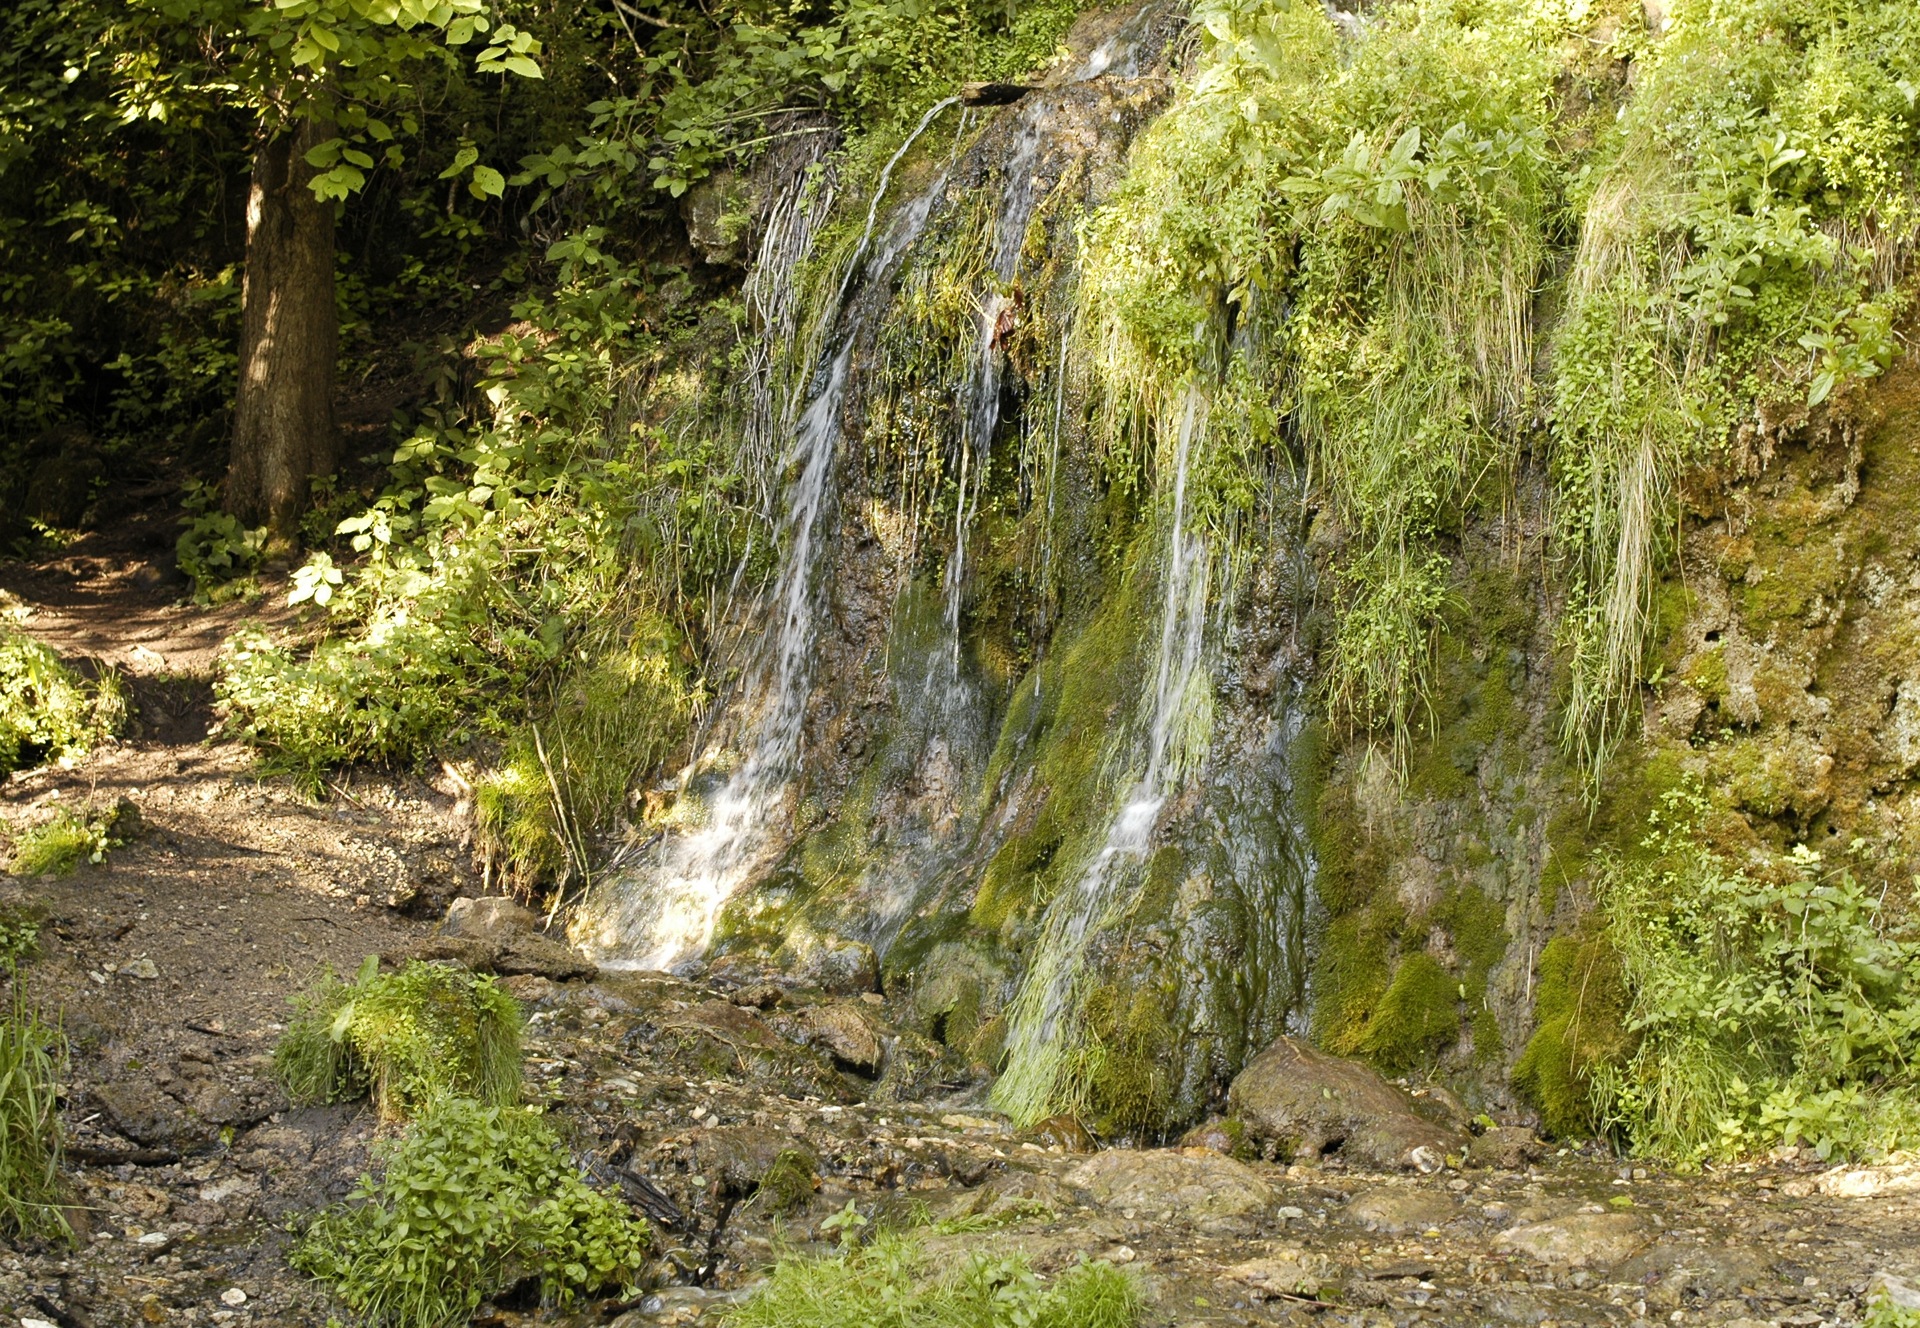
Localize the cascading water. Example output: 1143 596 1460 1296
992 389 1215 1125
577 108 961 971
938 104 1045 693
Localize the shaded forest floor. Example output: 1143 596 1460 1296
0 522 1917 1328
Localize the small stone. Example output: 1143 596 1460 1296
1023 1114 1096 1153
1345 1186 1458 1234
23 1318 60 1328
220 1288 247 1307
123 957 159 980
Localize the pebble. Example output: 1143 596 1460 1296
123 957 159 979
220 1287 247 1306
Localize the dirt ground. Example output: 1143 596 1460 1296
1 524 1918 1328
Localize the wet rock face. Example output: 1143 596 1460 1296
1228 1036 1465 1170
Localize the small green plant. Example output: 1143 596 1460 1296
0 630 124 775
276 957 522 1121
176 480 266 603
723 1231 1142 1328
1581 786 1920 1163
7 804 127 877
293 1096 649 1328
0 990 69 1243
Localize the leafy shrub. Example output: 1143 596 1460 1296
7 802 131 877
1582 787 1920 1163
276 957 521 1121
0 629 123 775
723 1231 1141 1328
175 480 266 603
293 1096 649 1328
0 989 68 1243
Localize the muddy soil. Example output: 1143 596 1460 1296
1 535 1917 1328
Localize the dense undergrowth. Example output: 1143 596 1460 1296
0 921 67 1245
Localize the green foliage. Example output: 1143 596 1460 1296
723 1230 1142 1328
1579 787 1920 1163
176 480 266 602
1078 0 1568 762
276 957 522 1121
7 802 130 877
0 988 68 1244
292 1096 649 1328
1553 0 1920 768
0 629 123 775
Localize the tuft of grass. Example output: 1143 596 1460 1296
293 1096 649 1328
0 989 69 1244
7 802 131 878
723 1230 1141 1328
276 957 522 1121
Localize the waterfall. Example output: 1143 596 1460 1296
993 389 1214 1125
578 108 960 971
938 104 1045 692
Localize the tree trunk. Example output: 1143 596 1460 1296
228 115 338 548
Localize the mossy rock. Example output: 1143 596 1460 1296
1356 952 1461 1071
1510 932 1633 1138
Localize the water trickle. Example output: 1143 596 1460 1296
993 389 1214 1125
580 132 956 970
938 104 1046 690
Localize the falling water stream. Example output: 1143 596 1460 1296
579 105 962 970
992 390 1214 1124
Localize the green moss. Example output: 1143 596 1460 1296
1357 952 1461 1071
1712 737 1794 818
1510 932 1633 1138
1062 981 1179 1138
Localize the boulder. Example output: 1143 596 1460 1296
1067 1148 1273 1232
685 1125 819 1202
495 932 599 982
1494 1212 1651 1269
783 929 880 996
1344 1186 1459 1234
443 896 541 943
797 1003 885 1074
1228 1036 1465 1170
94 1081 214 1153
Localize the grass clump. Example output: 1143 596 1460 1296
723 1230 1141 1328
474 616 696 897
7 801 133 877
0 920 68 1245
276 957 521 1121
0 629 124 775
293 1096 649 1328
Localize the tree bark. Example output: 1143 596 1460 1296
228 115 338 547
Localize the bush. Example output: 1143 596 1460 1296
724 1232 1141 1328
1582 787 1920 1163
276 958 522 1121
0 988 68 1243
0 629 124 775
293 1097 650 1328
